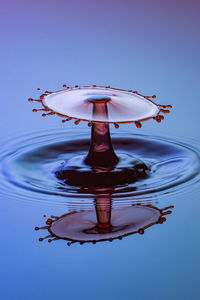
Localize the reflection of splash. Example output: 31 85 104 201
35 203 174 246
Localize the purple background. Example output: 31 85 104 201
0 1 200 299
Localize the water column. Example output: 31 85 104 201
85 96 119 167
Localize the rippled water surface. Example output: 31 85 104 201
1 129 200 208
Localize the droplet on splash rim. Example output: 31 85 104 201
135 121 142 128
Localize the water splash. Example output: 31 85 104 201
28 85 173 193
1 129 199 206
29 86 171 125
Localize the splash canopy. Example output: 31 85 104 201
42 86 160 123
30 85 172 168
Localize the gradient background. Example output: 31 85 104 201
0 1 200 299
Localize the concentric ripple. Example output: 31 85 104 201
0 129 200 206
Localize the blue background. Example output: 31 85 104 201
0 1 200 299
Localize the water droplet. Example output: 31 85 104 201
46 219 53 225
160 109 170 114
75 119 80 125
155 116 161 123
160 217 166 222
135 122 142 128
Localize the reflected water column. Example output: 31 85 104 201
95 195 112 233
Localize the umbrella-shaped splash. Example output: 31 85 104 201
29 85 172 185
29 86 171 125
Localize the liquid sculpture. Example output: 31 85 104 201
30 85 173 246
35 192 174 245
29 86 172 186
